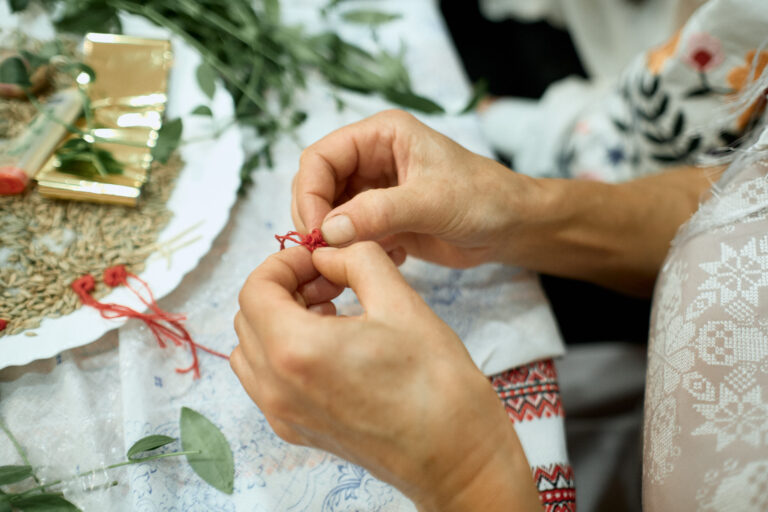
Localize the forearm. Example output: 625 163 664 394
504 165 725 296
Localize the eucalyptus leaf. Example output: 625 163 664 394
180 407 234 495
0 465 32 485
0 56 30 87
196 63 216 100
191 105 213 117
127 435 176 460
151 118 183 164
54 5 121 34
460 78 488 114
9 0 29 12
341 9 401 26
383 89 444 114
10 493 79 512
0 493 10 512
56 139 124 178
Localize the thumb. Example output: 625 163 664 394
320 184 437 246
311 242 423 317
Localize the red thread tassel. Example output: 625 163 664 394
275 228 328 252
71 265 228 378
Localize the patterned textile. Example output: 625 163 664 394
491 360 576 512
643 130 768 509
559 0 768 183
480 0 768 184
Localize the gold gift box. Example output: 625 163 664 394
37 33 172 206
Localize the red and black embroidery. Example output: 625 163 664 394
490 359 564 422
534 464 577 512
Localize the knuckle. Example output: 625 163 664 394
377 108 413 124
270 341 317 379
350 240 385 259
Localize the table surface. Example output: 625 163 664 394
0 1 562 510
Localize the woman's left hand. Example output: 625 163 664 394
232 242 542 512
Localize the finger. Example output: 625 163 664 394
320 184 439 246
239 247 320 325
230 347 307 445
295 112 402 231
234 311 269 372
387 246 407 267
290 174 308 234
308 301 337 316
312 242 421 316
297 275 344 306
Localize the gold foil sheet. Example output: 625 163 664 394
37 34 172 205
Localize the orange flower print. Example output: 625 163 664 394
646 29 682 75
727 50 768 130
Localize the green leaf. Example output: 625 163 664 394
460 78 488 114
0 56 30 87
0 492 10 512
383 89 444 114
54 6 121 34
191 105 213 117
0 465 32 485
10 493 79 512
196 63 216 100
151 118 183 164
291 111 307 126
55 138 124 178
180 407 234 495
127 435 177 460
341 9 401 26
9 0 29 12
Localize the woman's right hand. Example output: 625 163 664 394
291 109 542 268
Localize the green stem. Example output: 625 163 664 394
10 450 201 499
0 420 40 485
174 0 283 67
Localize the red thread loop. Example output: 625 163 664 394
103 265 128 287
275 228 328 252
71 266 229 378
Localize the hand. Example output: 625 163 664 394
232 243 542 511
291 109 543 268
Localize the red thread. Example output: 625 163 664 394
71 265 228 378
275 228 328 252
0 319 7 332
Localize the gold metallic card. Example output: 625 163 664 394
37 34 172 205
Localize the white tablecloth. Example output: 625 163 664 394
0 1 563 510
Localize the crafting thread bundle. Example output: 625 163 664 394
71 265 228 377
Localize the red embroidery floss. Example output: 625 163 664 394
0 319 7 332
275 228 328 252
71 265 228 378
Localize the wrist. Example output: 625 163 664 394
409 383 543 512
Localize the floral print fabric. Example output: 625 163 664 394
558 0 768 183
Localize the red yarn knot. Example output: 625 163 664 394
0 319 7 331
103 265 128 287
275 228 328 252
71 274 96 294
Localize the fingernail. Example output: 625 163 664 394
321 215 355 245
